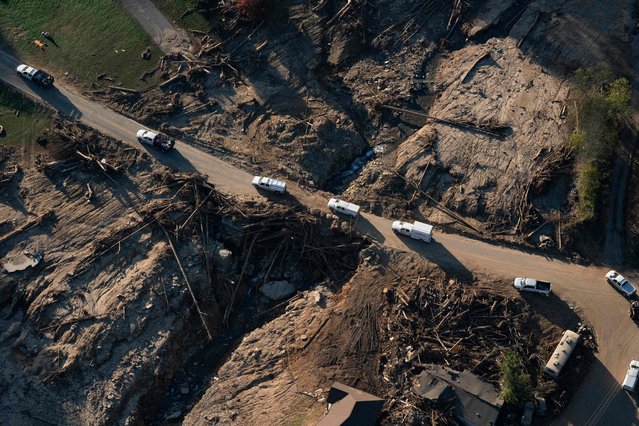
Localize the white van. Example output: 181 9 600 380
623 360 639 392
327 198 360 217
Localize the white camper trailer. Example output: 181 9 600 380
327 198 360 217
391 220 433 243
252 176 287 193
544 330 579 379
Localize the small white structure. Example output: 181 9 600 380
544 330 580 379
623 360 639 392
252 176 286 193
327 198 360 217
392 220 433 242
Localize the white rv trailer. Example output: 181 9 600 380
327 198 360 217
544 330 580 379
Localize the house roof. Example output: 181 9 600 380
413 365 503 426
317 382 384 426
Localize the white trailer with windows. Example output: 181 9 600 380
392 220 433 242
252 176 286 193
544 330 580 379
623 360 639 392
327 198 360 217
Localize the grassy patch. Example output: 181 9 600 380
154 0 211 32
0 0 162 88
0 82 50 148
570 64 631 222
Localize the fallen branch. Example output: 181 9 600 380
381 104 505 138
107 85 139 94
223 233 258 325
0 211 49 245
162 225 213 341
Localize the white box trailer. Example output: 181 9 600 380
544 330 580 379
327 198 360 217
252 176 286 193
392 220 433 242
623 360 639 392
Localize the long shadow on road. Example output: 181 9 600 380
137 142 198 174
399 235 473 281
522 291 582 331
556 357 636 426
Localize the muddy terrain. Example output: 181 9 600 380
4 0 638 424
97 0 637 254
0 117 595 424
0 119 359 424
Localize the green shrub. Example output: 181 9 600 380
571 64 630 223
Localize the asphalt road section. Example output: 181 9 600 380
1 47 639 425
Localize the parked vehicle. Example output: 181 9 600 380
544 330 579 379
630 301 639 320
605 270 637 298
513 278 552 297
521 401 535 426
327 198 360 218
623 360 639 392
391 220 433 242
16 64 54 87
136 129 175 151
252 176 286 193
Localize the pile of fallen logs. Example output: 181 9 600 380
383 281 539 382
379 279 595 419
70 171 364 337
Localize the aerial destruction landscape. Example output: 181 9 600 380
1 0 639 425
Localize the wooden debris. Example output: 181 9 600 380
162 224 213 341
107 85 140 94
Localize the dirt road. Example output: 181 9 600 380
1 48 638 425
120 0 192 54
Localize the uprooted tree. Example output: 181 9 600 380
498 350 531 405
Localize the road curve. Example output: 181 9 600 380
1 47 638 425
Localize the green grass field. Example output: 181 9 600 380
154 0 211 32
0 83 50 149
0 0 162 88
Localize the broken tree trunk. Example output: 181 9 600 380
161 225 213 341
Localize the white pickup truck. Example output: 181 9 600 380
513 278 552 297
136 130 175 151
623 360 639 392
16 64 54 88
606 270 637 298
392 220 433 242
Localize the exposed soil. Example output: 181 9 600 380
0 118 360 425
184 249 595 425
96 0 638 257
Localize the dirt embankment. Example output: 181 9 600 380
0 118 362 425
99 0 636 256
185 249 595 425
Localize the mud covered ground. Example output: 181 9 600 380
0 118 595 425
98 0 637 255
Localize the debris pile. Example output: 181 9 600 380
0 118 365 424
378 278 595 423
